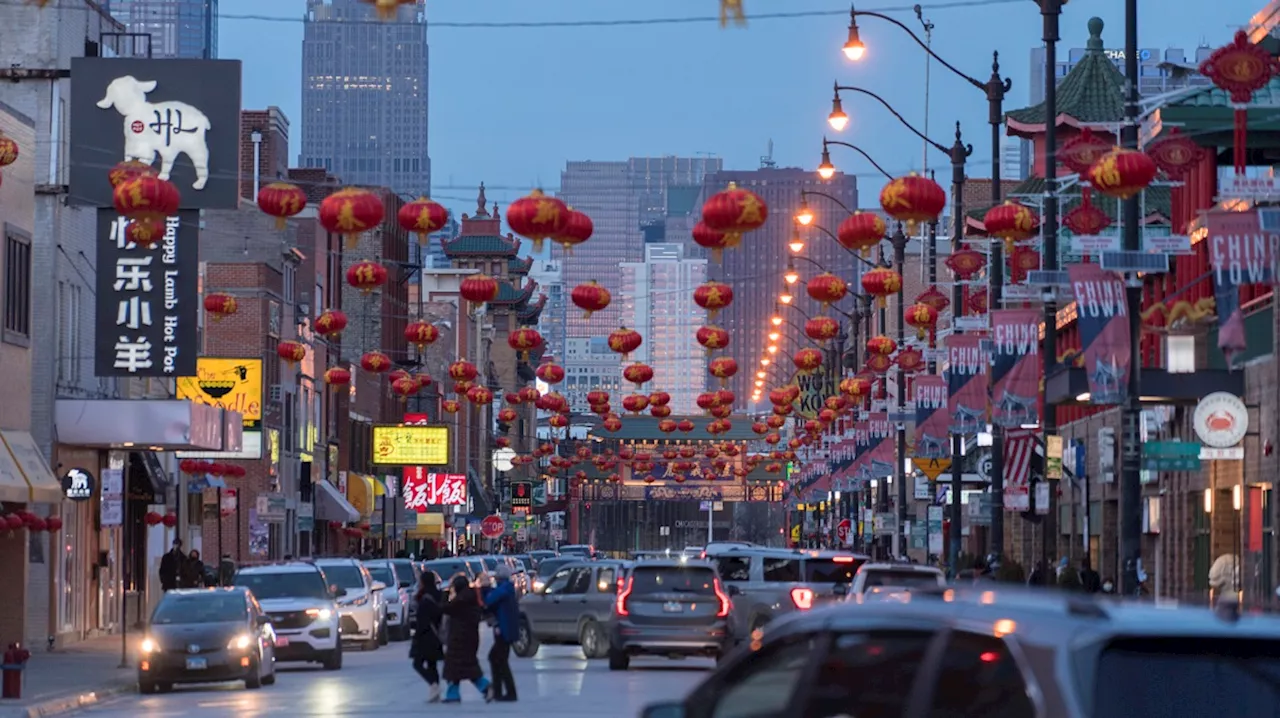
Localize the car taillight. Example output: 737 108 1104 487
832 556 855 563
714 578 732 618
790 587 815 610
616 576 634 617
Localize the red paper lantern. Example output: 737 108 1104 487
397 196 449 245
519 386 541 403
257 182 308 230
840 375 873 400
696 325 730 354
602 416 623 432
448 360 478 383
804 316 840 343
497 407 518 424
459 274 501 307
466 386 494 406
144 511 163 526
346 260 388 294
946 248 986 280
535 361 566 385
45 516 63 532
621 394 650 413
649 391 671 407
179 459 198 474
650 404 672 418
405 321 440 350
677 419 695 433
709 405 732 419
113 175 181 222
507 189 569 253
555 208 594 254
442 399 461 414
162 513 178 528
765 433 781 445
983 200 1041 253
658 419 678 433
276 341 306 365
867 335 897 357
323 367 351 386
507 328 544 360
701 182 768 248
792 347 824 373
107 159 156 188
607 327 643 360
693 281 734 319
359 351 390 373
622 362 654 387
692 221 732 261
861 266 902 308
570 280 611 319
879 173 945 226
124 217 168 249
905 302 939 341
495 437 511 450
708 357 738 384
836 211 886 257
540 392 568 413
314 309 348 338
1088 147 1157 201
203 293 238 321
391 377 420 401
766 414 786 429
415 373 433 389
319 187 385 249
806 272 849 307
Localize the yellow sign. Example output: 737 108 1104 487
918 457 952 481
372 425 450 465
177 358 263 428
790 524 801 543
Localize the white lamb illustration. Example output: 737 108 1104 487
97 76 211 190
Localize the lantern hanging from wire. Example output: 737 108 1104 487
607 327 643 360
861 266 902 308
113 175 181 222
836 211 887 257
700 182 768 249
397 196 449 246
257 182 308 230
442 399 461 414
203 293 238 321
982 200 1041 254
804 316 841 343
534 361 565 385
319 187 385 249
314 309 348 338
708 357 738 386
360 351 391 374
466 385 493 406
792 347 824 373
866 335 897 358
122 216 167 248
649 391 671 407
276 341 306 366
806 272 848 308
696 325 730 354
693 281 734 319
570 280 611 319
323 367 351 386
905 302 939 342
405 321 440 350
623 362 654 388
459 274 501 308
692 221 732 262
507 189 569 253
879 173 946 231
346 260 388 294
391 377 420 402
1087 147 1158 200
621 394 650 414
554 207 594 255
507 328 544 361
448 360 478 384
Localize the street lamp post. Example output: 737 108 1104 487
1119 0 1144 596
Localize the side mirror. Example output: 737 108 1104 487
641 702 687 718
371 581 387 592
726 585 741 596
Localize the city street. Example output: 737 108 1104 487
80 642 710 717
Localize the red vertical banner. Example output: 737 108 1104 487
991 308 1043 428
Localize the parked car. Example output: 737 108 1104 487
234 562 342 669
313 558 387 650
529 557 580 593
512 559 627 659
608 559 733 670
421 557 475 587
558 544 596 559
527 549 558 569
137 587 277 693
363 559 416 640
640 586 1280 718
708 547 868 642
848 562 947 600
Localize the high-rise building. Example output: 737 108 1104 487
528 257 566 370
619 243 707 415
703 168 859 404
105 0 218 58
300 0 430 197
1001 137 1029 183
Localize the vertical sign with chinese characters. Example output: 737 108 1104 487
94 209 198 377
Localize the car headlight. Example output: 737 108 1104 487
305 608 333 621
227 634 252 651
140 637 160 654
533 580 545 592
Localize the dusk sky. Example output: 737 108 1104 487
221 0 1260 213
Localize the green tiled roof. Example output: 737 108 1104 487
1006 17 1126 128
517 294 547 325
1167 74 1280 108
491 280 537 306
965 177 1171 231
589 415 761 442
666 185 702 217
442 235 518 257
509 256 534 275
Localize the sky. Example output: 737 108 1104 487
220 0 1264 213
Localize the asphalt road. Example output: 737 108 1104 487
81 635 712 717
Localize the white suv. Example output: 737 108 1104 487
363 559 416 641
314 558 388 650
234 563 342 670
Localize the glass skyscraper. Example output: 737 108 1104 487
106 0 218 58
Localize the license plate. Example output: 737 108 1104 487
185 657 207 670
663 601 684 613
275 636 289 647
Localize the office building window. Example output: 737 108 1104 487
4 228 32 344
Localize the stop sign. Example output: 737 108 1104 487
836 518 852 544
480 514 506 539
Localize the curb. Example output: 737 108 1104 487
0 682 135 718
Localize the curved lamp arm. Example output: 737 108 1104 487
799 188 856 216
848 6 984 91
834 84 949 156
807 223 878 269
823 138 893 181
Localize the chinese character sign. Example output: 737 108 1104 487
94 209 198 377
372 425 450 465
403 468 467 511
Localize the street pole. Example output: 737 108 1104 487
1119 0 1144 595
892 226 908 558
876 243 889 559
947 123 972 577
981 51 1010 567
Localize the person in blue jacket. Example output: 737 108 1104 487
482 565 520 702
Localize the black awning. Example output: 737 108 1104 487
130 451 171 502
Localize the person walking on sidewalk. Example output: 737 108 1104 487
159 539 185 592
181 549 205 588
440 574 492 703
482 565 520 702
410 571 445 702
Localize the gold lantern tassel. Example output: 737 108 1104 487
344 233 360 250
274 217 287 231
719 0 746 27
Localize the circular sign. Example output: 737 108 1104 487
480 514 506 539
1193 392 1248 448
492 448 517 472
60 467 97 502
977 453 993 482
836 518 852 544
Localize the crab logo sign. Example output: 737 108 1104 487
1193 392 1248 448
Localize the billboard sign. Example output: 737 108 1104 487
176 358 263 428
403 469 467 510
372 425 450 465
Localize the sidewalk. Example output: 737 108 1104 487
0 635 136 718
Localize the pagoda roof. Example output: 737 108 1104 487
964 176 1171 234
1006 17 1126 139
441 234 519 258
491 279 538 307
517 293 547 325
509 255 534 276
589 415 762 442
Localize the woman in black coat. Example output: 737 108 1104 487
410 571 445 702
440 574 492 703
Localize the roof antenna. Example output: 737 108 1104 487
760 139 776 169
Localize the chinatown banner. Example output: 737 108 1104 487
849 421 873 488
864 414 894 480
912 375 949 459
991 308 1043 429
1068 263 1131 405
1206 210 1277 363
945 334 988 435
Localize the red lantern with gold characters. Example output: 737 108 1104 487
879 173 946 227
867 335 897 357
107 159 156 189
448 360 478 383
792 347 824 373
405 321 440 350
391 377 419 402
983 200 1041 253
700 182 768 248
677 419 695 433
466 386 493 406
315 309 348 338
840 375 873 400
323 367 351 386
125 216 167 247
649 391 671 407
658 419 678 433
319 187 385 249
861 266 902 308
607 327 643 360
535 361 565 385
915 286 950 314
650 404 672 418
570 280 611 319
519 386 540 403
586 390 610 406
692 221 731 261
623 362 654 387
621 394 650 413
708 357 738 385
360 351 391 374
497 407 518 424
1200 30 1280 174
276 341 306 365
766 414 786 429
806 272 848 307
203 293 238 321
805 316 840 343
459 274 501 307
443 399 461 415
555 208 594 254
836 211 886 257
905 302 939 342
507 328 543 360
257 182 308 230
507 189 569 253
113 175 181 222
1088 147 1158 200
397 197 449 246
693 281 733 319
696 325 730 354
946 248 986 280
346 260 388 294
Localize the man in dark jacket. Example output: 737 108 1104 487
158 539 184 591
1079 558 1102 593
483 566 520 702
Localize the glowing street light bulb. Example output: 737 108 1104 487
768 332 780 342
756 371 766 379
767 345 779 354
760 358 771 367
842 20 866 61
771 315 783 327
784 269 800 285
794 198 814 226
816 147 836 180
828 94 849 132
755 380 764 388
779 293 793 305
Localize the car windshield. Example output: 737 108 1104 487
860 569 941 588
319 564 365 589
630 567 716 595
390 561 416 586
152 592 246 625
805 559 862 583
425 560 469 581
366 566 395 586
536 559 576 577
235 570 330 600
1093 638 1280 717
